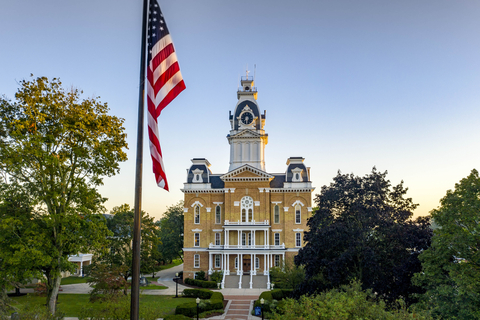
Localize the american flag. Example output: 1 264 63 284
147 0 186 191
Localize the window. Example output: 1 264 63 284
248 233 252 246
215 205 221 224
274 205 280 224
295 205 301 224
194 254 200 268
194 233 200 247
274 255 280 267
215 254 221 268
255 257 259 269
215 233 221 246
241 196 254 222
274 233 280 246
296 233 301 247
194 206 200 224
235 257 238 269
242 233 246 246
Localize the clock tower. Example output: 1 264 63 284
227 76 268 171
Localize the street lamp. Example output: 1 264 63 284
196 297 200 320
260 298 265 320
174 273 179 298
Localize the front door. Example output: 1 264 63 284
243 258 251 275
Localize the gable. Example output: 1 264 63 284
220 164 274 182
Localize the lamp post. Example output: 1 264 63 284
260 298 265 320
196 297 200 320
174 272 179 298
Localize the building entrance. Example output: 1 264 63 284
243 258 251 275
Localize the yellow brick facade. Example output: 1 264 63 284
181 76 314 288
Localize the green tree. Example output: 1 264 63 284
413 169 480 319
270 259 305 289
295 168 432 305
93 204 159 290
157 201 184 263
0 76 127 313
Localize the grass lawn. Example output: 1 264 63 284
10 294 194 317
60 276 90 285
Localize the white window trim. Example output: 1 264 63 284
206 207 212 213
295 233 302 247
191 228 202 232
272 229 282 232
194 233 200 247
235 257 238 269
194 254 200 268
274 205 280 224
191 201 204 207
215 205 221 224
255 257 260 269
274 233 280 246
194 206 200 224
295 205 301 224
292 200 305 207
215 233 221 246
215 254 221 268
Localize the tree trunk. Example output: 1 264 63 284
46 273 61 314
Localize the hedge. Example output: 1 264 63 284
176 288 224 317
184 277 217 288
163 314 191 320
252 289 292 314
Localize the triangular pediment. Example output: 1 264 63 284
220 164 274 181
230 129 262 139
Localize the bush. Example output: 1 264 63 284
182 288 213 299
176 288 224 317
184 278 217 288
195 270 206 281
210 271 223 283
87 264 129 302
270 260 305 289
271 289 293 300
8 305 64 320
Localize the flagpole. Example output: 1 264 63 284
131 0 149 319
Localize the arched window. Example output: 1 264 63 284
274 205 280 224
241 196 254 222
295 205 301 224
215 205 221 224
194 206 200 224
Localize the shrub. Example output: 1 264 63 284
182 288 213 299
184 278 217 288
269 260 305 289
87 264 128 302
210 271 223 283
195 270 207 281
271 289 293 300
176 289 224 317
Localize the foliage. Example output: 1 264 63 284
5 305 65 320
195 270 206 281
156 201 184 263
0 76 127 313
270 281 431 320
175 292 224 318
163 314 191 320
270 259 305 289
91 204 159 285
184 278 217 288
210 270 223 283
295 168 432 306
252 290 292 315
87 263 128 302
0 183 44 313
413 169 480 319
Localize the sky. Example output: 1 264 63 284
1 0 479 221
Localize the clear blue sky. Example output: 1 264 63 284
1 0 479 220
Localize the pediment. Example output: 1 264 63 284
220 164 274 181
230 129 262 139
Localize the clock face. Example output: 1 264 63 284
241 112 254 125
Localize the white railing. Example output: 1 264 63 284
209 243 285 250
224 219 270 226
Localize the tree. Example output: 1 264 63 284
413 169 480 319
92 204 159 291
156 201 184 263
295 168 432 305
0 76 127 313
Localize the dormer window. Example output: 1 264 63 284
291 167 303 182
192 168 204 183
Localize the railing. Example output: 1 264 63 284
224 219 270 226
209 243 285 250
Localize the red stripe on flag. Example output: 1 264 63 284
153 62 181 97
156 80 186 116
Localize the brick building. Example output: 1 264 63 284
182 76 314 289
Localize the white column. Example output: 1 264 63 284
209 253 212 274
226 253 230 275
80 261 83 276
264 253 267 275
238 230 241 247
282 252 285 265
253 230 256 246
252 253 256 275
237 253 240 275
